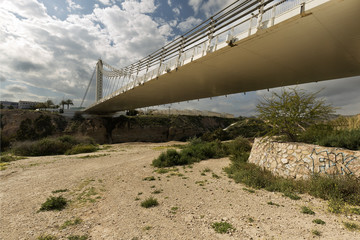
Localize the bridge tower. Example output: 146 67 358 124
96 59 103 101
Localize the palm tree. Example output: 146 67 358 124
65 99 73 109
60 100 66 110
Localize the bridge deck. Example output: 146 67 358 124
85 0 360 114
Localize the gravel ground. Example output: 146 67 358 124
1 142 360 240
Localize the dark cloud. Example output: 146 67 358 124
8 85 27 92
0 75 6 82
12 60 45 72
0 93 15 99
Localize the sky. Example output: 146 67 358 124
0 0 359 117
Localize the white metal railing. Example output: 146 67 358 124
88 0 320 107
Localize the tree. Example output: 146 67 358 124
256 88 335 142
65 99 73 109
45 100 54 108
60 100 66 110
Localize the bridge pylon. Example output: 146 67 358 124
96 59 103 101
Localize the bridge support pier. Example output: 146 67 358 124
96 59 103 101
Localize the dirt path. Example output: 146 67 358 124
1 142 359 240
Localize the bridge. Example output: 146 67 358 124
83 0 360 114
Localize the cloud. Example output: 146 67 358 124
98 0 114 6
0 0 48 19
6 84 28 93
66 0 82 11
121 0 157 14
200 0 234 17
167 0 172 7
177 16 202 32
188 0 202 14
172 7 181 15
11 60 45 73
0 0 173 106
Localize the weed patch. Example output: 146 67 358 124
243 187 255 193
343 222 360 231
143 176 155 181
52 189 68 194
267 201 280 207
39 196 67 211
141 197 159 208
211 221 235 234
60 217 82 229
152 138 229 167
67 235 88 240
312 229 321 236
37 234 58 240
312 219 325 225
301 206 315 215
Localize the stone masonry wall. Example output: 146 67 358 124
248 138 360 179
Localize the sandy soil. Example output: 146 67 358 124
1 142 360 240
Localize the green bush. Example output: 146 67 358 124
37 234 58 240
13 138 72 156
211 221 235 234
152 139 230 168
68 235 88 240
141 197 159 208
65 144 98 155
39 196 68 211
300 126 360 151
301 206 315 215
313 219 325 225
13 136 97 156
316 129 360 150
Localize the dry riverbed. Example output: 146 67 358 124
1 142 359 239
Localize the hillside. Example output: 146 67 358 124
0 109 236 146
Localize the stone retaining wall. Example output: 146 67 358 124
248 138 360 179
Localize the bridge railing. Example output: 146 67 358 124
93 0 311 105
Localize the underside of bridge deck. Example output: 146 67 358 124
85 0 360 114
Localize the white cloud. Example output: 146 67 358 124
200 0 234 17
172 7 180 15
98 0 114 6
66 0 82 11
121 0 157 14
0 0 173 106
167 0 172 7
0 0 48 19
177 16 202 32
188 0 202 14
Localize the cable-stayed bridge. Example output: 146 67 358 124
83 0 360 114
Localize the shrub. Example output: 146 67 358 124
316 129 360 150
152 139 229 168
68 235 88 240
141 197 159 208
34 115 54 138
37 234 58 240
17 118 36 140
0 155 16 163
13 136 97 156
211 221 235 234
65 144 98 155
301 206 315 215
312 230 321 236
39 196 68 211
13 138 71 156
313 219 325 225
343 222 360 231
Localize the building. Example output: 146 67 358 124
0 101 19 109
18 101 41 109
